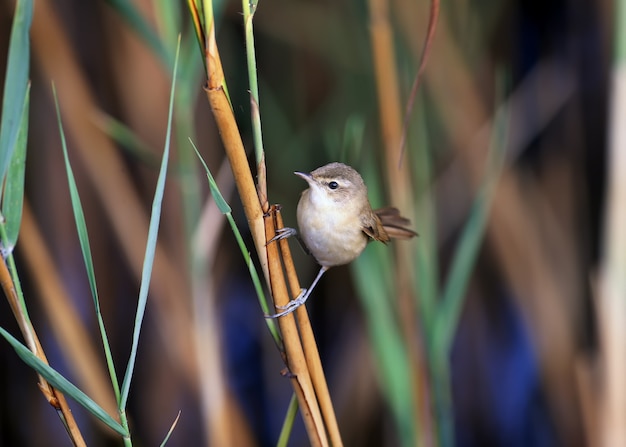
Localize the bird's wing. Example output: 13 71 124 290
374 207 418 239
361 211 390 243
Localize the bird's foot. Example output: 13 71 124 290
267 227 297 245
264 288 309 319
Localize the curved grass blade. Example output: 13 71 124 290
0 327 127 437
434 91 509 354
429 78 509 447
52 84 121 401
159 410 181 446
2 83 30 248
120 36 181 409
96 112 161 169
191 140 231 214
0 0 33 192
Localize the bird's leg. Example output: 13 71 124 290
265 266 328 318
267 227 311 256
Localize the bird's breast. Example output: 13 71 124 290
297 191 368 267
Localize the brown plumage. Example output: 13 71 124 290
267 162 417 318
374 206 418 240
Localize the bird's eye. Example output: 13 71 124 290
328 181 339 190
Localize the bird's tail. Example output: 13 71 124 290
374 207 418 239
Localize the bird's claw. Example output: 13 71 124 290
267 227 297 245
276 288 307 310
264 288 308 319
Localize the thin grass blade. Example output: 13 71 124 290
434 100 509 353
191 141 231 213
241 0 265 167
120 36 181 409
276 393 298 447
0 327 127 437
191 140 281 344
2 84 30 248
0 0 33 191
159 410 181 446
428 77 509 447
428 154 505 447
353 244 418 447
349 157 419 446
52 85 122 401
0 215 31 331
53 86 98 306
411 99 438 330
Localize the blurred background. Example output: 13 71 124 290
0 0 614 446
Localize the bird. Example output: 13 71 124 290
267 162 417 318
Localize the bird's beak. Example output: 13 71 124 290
294 171 313 184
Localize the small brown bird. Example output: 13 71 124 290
267 162 417 318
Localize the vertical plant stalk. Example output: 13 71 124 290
276 209 343 447
265 207 327 447
241 0 268 208
367 0 416 315
194 3 334 444
368 0 425 445
0 242 86 446
202 24 269 286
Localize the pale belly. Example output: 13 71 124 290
297 207 368 267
